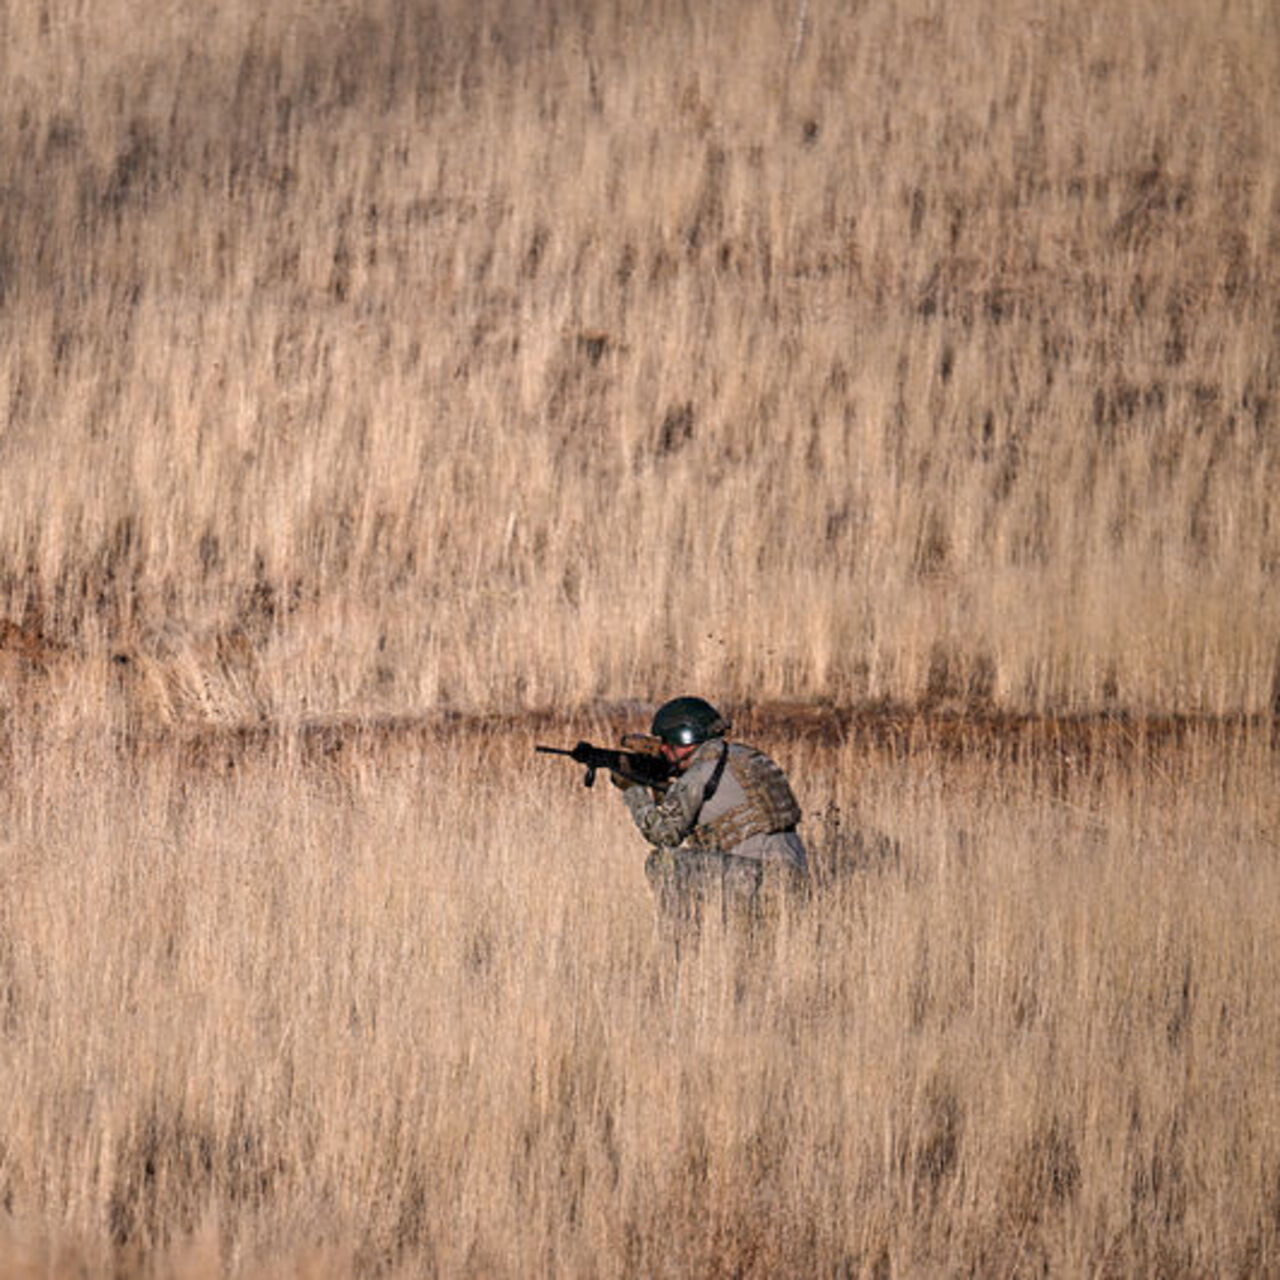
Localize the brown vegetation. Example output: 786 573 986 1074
2 0 1279 1275
2 0 1278 720
2 724 1278 1277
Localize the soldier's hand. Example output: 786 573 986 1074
609 769 637 791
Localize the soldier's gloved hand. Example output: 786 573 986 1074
609 769 637 791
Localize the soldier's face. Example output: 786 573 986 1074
662 742 698 772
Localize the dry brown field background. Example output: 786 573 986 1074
1 0 1279 1275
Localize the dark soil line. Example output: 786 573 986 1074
9 702 1270 771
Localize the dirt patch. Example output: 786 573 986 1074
0 619 69 678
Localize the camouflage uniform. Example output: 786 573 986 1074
621 736 808 929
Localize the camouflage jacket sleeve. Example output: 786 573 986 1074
620 741 720 848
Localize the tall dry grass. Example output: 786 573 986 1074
1 0 1278 723
3 2 1280 1275
1 724 1278 1276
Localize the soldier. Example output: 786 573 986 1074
612 697 808 930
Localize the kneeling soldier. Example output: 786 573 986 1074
613 696 808 930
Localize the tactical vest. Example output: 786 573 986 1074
686 746 801 853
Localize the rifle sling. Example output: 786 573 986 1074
701 742 730 810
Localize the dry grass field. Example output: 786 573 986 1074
2 723 1278 1277
2 0 1279 1275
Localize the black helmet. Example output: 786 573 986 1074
650 696 730 747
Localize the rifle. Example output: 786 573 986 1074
535 734 675 790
